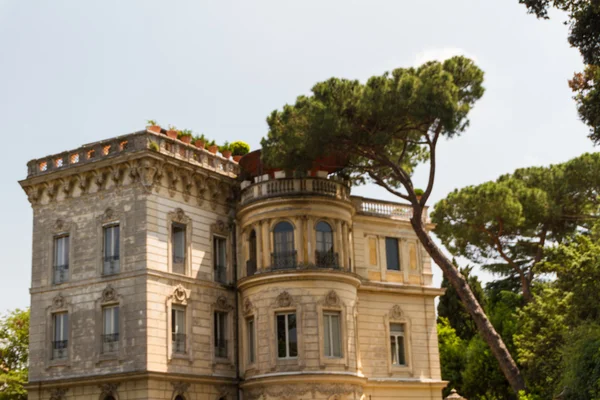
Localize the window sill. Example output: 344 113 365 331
46 359 70 369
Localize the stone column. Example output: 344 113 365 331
255 223 263 272
335 219 343 269
306 217 315 264
262 220 270 269
294 216 303 265
341 221 349 270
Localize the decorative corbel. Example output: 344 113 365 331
193 173 207 206
180 170 194 202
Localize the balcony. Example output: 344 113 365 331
53 265 69 284
103 256 120 275
352 196 429 223
271 251 298 270
172 333 186 353
315 250 340 269
102 333 119 353
240 176 351 206
52 340 68 360
215 338 228 358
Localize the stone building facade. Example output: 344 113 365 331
19 130 446 400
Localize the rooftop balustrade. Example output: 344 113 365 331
26 130 240 179
352 196 430 223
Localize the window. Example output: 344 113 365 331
316 222 337 268
385 237 400 271
102 306 119 353
172 306 186 353
323 312 342 358
214 236 227 284
214 312 228 358
247 317 255 364
390 323 407 366
52 313 68 359
103 225 120 275
53 235 69 284
276 312 298 358
172 223 186 274
272 222 296 269
247 230 257 276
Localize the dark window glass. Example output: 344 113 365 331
172 223 186 268
385 237 400 270
316 221 333 253
103 225 120 274
214 236 227 283
276 313 297 358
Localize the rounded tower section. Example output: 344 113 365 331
236 154 365 399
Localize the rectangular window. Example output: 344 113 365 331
385 237 400 271
102 306 119 353
172 306 186 353
172 223 186 274
390 323 407 366
323 312 342 358
214 312 228 358
214 236 227 283
103 225 120 275
53 235 69 284
276 312 298 358
52 313 68 359
247 317 255 364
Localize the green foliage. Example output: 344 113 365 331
414 188 424 196
438 264 486 341
231 141 250 156
149 141 159 152
437 318 466 397
261 56 484 193
193 133 207 143
178 129 193 138
560 323 600 400
219 141 231 153
207 139 216 147
146 119 158 126
0 308 29 400
570 66 600 143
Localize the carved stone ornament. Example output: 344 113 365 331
324 290 340 307
169 208 190 225
215 295 233 311
243 298 254 315
245 383 362 400
52 293 66 310
216 385 236 400
211 220 229 236
101 285 118 303
171 381 190 396
52 218 70 233
390 304 404 320
137 158 159 193
99 382 119 396
49 388 68 400
98 207 119 224
172 284 190 304
276 291 293 308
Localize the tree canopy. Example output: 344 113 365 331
261 56 527 394
0 308 29 400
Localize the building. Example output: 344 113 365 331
19 129 446 400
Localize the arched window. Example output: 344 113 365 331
315 221 337 268
272 222 296 269
247 230 257 276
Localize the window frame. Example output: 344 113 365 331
102 305 120 354
390 323 407 366
171 305 187 354
214 311 229 359
271 220 297 269
384 308 413 375
275 312 298 359
52 234 70 284
166 284 193 362
323 311 343 358
213 235 227 284
102 223 121 275
385 237 401 271
246 316 256 366
167 209 192 276
52 312 69 360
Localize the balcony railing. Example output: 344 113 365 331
103 256 120 275
52 340 68 359
53 265 69 284
214 266 227 284
172 333 186 353
240 177 351 206
102 333 119 353
352 196 429 223
315 250 340 269
246 259 257 276
271 251 297 270
214 338 228 358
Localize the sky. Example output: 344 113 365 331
0 1 594 313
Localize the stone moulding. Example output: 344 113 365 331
244 383 364 400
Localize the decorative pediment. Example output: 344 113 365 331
275 291 293 308
49 388 68 400
215 295 234 311
171 284 191 305
52 293 67 310
390 304 404 320
99 383 119 397
169 208 190 225
243 298 254 315
171 381 190 396
101 285 118 303
211 219 229 236
52 218 71 233
324 290 340 307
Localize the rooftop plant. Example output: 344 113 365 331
231 141 250 156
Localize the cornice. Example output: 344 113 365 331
237 270 362 292
358 281 445 297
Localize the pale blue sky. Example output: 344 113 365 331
0 1 593 312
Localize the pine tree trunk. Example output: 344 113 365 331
410 210 527 395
